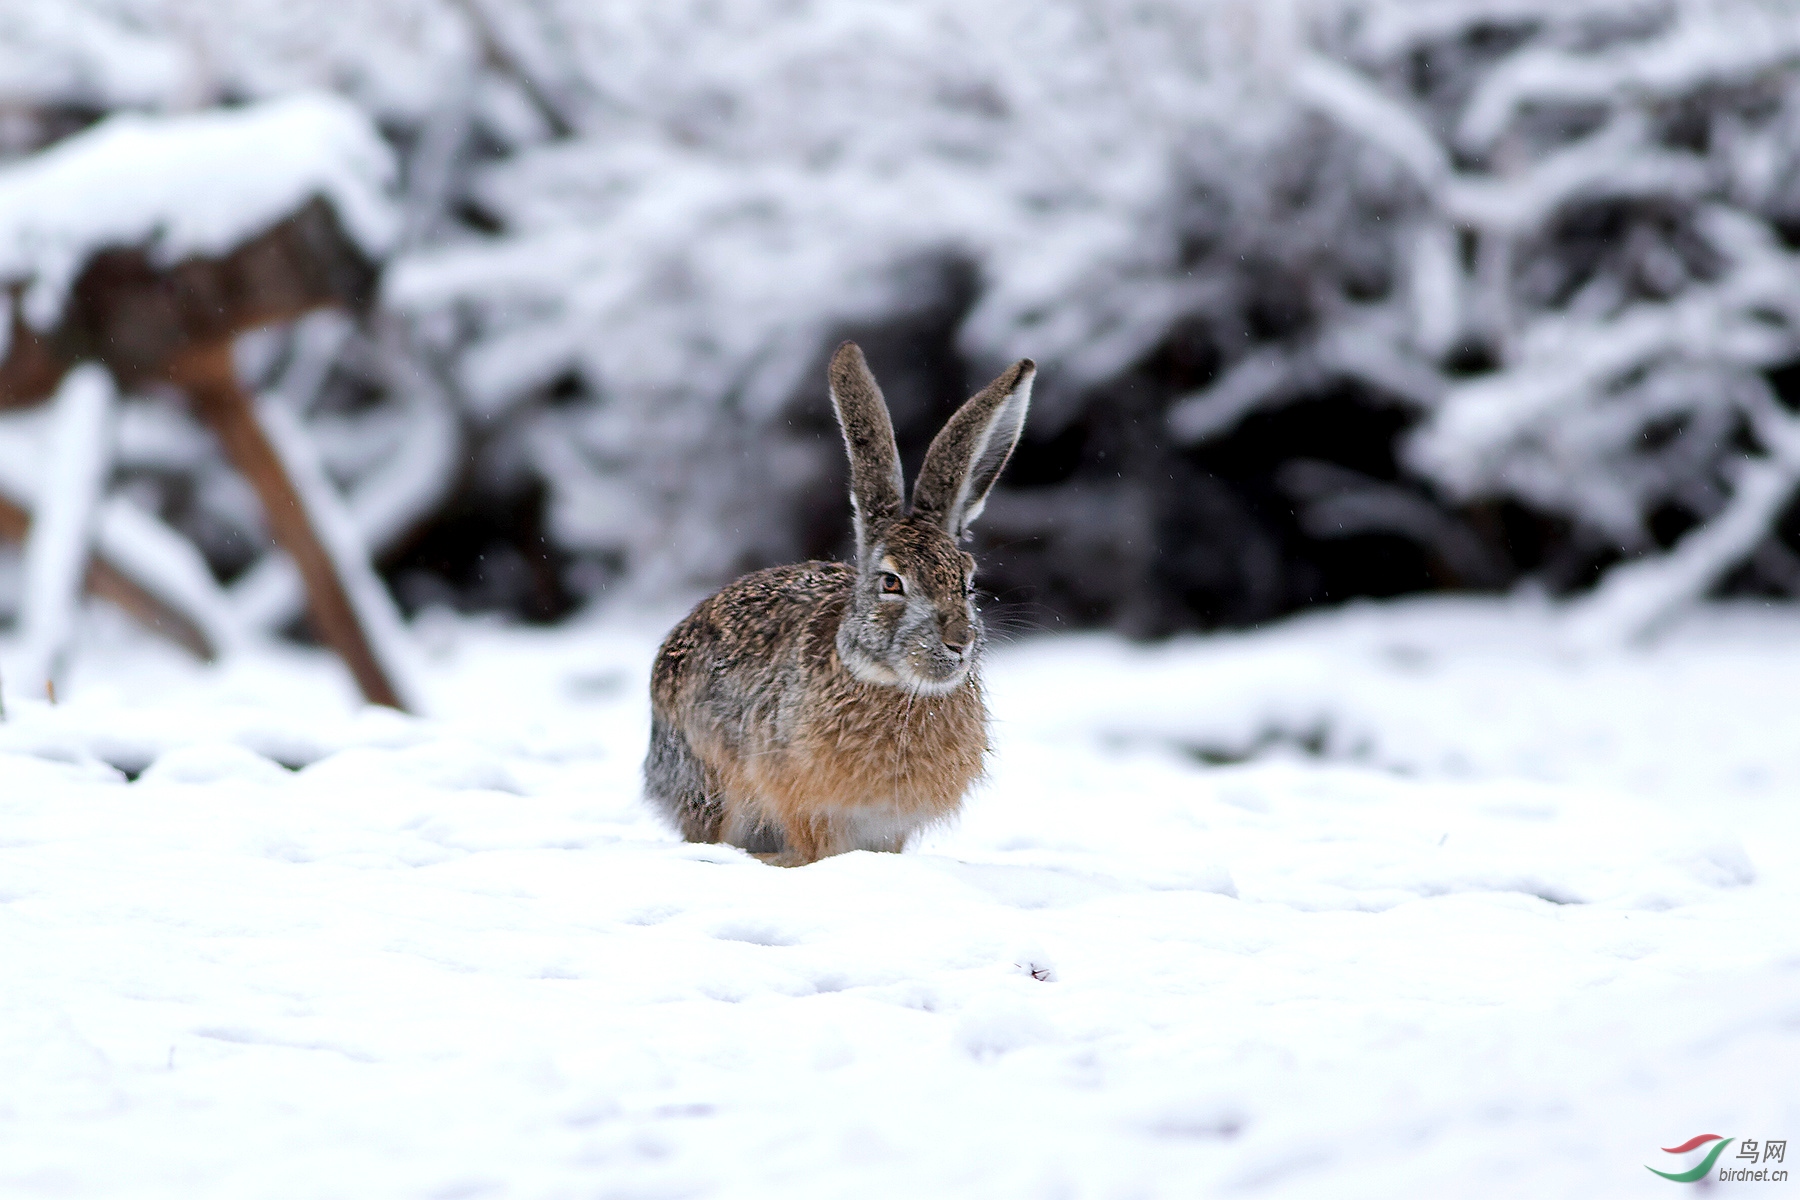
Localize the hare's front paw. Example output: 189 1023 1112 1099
752 849 820 868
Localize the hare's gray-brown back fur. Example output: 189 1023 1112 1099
644 341 1035 865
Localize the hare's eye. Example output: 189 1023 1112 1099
879 572 905 596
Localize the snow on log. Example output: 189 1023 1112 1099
0 410 225 659
0 93 396 335
0 490 215 662
16 365 115 696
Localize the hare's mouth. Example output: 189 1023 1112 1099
897 651 971 695
838 631 972 695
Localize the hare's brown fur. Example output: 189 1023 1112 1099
643 341 1032 865
649 558 986 864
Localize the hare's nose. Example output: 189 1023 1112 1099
941 621 970 657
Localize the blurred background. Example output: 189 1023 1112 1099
4 0 1800 653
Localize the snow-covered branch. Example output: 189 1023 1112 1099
16 366 114 696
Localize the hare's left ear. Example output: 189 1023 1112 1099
911 359 1035 539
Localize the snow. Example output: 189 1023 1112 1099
92 496 242 658
15 364 114 699
2 595 1796 1197
1566 454 1800 647
1454 6 1800 151
0 402 246 663
0 92 397 330
0 3 189 112
372 0 1800 626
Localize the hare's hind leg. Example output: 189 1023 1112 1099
721 808 787 857
644 715 724 843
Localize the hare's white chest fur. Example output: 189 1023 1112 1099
841 804 931 853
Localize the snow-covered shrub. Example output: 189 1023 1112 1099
1317 0 1800 639
3 0 1799 638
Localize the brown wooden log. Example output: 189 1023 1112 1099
169 341 404 710
0 306 70 409
0 491 215 660
1 197 378 408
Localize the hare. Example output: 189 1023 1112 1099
644 341 1035 866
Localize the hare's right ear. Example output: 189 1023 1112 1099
828 341 905 556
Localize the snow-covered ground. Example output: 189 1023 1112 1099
2 596 1796 1199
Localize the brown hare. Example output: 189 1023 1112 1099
644 341 1035 865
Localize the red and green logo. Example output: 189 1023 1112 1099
1647 1135 1734 1182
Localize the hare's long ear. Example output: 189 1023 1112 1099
829 341 905 555
911 359 1035 540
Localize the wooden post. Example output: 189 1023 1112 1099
0 308 70 410
170 342 406 710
